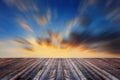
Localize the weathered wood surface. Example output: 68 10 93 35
0 58 119 80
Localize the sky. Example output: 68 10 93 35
0 0 120 58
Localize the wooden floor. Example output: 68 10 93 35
0 58 119 80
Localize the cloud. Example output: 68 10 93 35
4 0 52 26
36 16 48 26
27 24 119 54
35 8 51 26
106 0 113 7
79 16 93 27
23 46 34 52
106 8 119 20
1 0 120 57
78 0 100 16
4 0 38 12
65 15 93 37
0 42 4 46
13 37 34 52
13 37 32 45
20 22 33 32
36 31 63 48
46 9 51 22
48 31 63 47
65 17 79 37
69 28 120 53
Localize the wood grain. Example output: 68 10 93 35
0 58 119 80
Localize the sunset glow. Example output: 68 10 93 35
0 0 120 58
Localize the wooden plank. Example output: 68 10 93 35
0 58 119 80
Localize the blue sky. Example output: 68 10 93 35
0 0 80 39
0 0 120 57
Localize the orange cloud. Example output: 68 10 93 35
0 36 120 58
35 9 51 26
20 22 33 32
0 42 4 46
36 16 48 26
